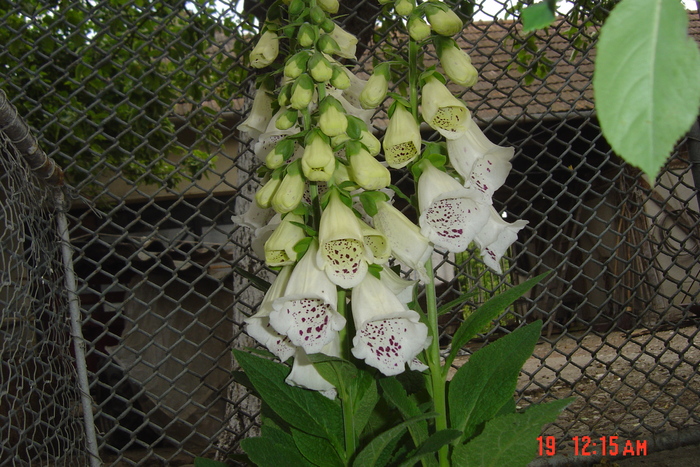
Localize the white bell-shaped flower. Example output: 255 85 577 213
285 337 341 399
473 207 528 274
350 274 431 376
271 240 346 353
417 163 489 253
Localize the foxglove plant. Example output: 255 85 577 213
231 1 572 466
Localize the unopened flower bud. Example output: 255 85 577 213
308 52 334 82
319 97 348 137
425 5 463 36
284 51 310 79
268 138 296 169
255 173 283 208
302 132 336 182
436 37 477 87
318 34 341 55
360 129 381 156
347 141 391 190
320 18 336 33
359 63 390 109
298 23 318 47
272 162 305 213
330 66 351 89
250 30 279 68
408 14 431 41
288 0 305 17
317 0 339 14
309 5 327 24
275 108 299 130
394 0 415 16
290 74 315 110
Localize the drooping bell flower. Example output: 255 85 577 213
301 131 336 182
271 161 305 213
417 162 489 253
378 267 417 304
446 118 514 181
329 25 358 60
350 274 431 376
347 141 391 191
270 240 346 353
244 265 297 362
286 337 341 399
473 207 528 274
264 213 307 266
435 37 478 87
238 83 274 139
382 104 421 168
424 3 463 36
359 63 390 109
249 30 279 68
317 190 370 288
372 200 433 283
421 75 470 139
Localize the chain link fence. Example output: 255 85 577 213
1 0 699 465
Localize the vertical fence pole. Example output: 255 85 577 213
55 190 102 467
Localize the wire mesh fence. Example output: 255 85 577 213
1 0 699 465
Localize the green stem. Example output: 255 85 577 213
408 38 419 119
425 255 449 467
335 288 356 464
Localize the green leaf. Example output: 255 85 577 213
451 398 575 467
448 321 543 441
520 1 556 32
352 414 436 467
359 190 389 217
233 351 344 451
593 0 700 180
241 425 311 467
233 267 272 292
398 429 462 467
193 458 230 467
291 429 344 467
379 378 431 453
444 272 550 371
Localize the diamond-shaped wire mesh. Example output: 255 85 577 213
1 0 699 465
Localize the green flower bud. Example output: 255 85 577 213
255 173 282 208
301 132 336 182
317 0 339 14
360 129 381 156
330 66 351 90
320 18 336 33
290 74 315 110
288 0 305 17
408 14 431 41
267 138 296 169
275 108 298 130
308 52 334 82
394 0 415 16
284 51 310 79
272 162 305 213
317 34 341 55
278 83 292 107
435 37 478 87
309 5 326 24
425 4 463 36
249 30 279 68
359 63 390 109
298 23 318 48
319 101 348 137
347 142 391 190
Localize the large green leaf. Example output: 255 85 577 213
241 425 312 467
451 398 575 467
379 377 432 458
352 414 436 467
593 0 700 180
448 321 542 441
233 351 344 452
291 428 344 467
444 273 550 373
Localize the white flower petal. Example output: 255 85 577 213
474 208 528 274
271 241 345 353
285 339 340 399
350 274 430 376
446 118 514 181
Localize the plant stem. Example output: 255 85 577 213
425 256 449 467
408 38 419 120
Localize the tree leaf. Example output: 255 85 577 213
448 321 543 441
444 272 550 372
233 351 344 452
520 1 556 32
451 398 575 467
593 0 700 180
